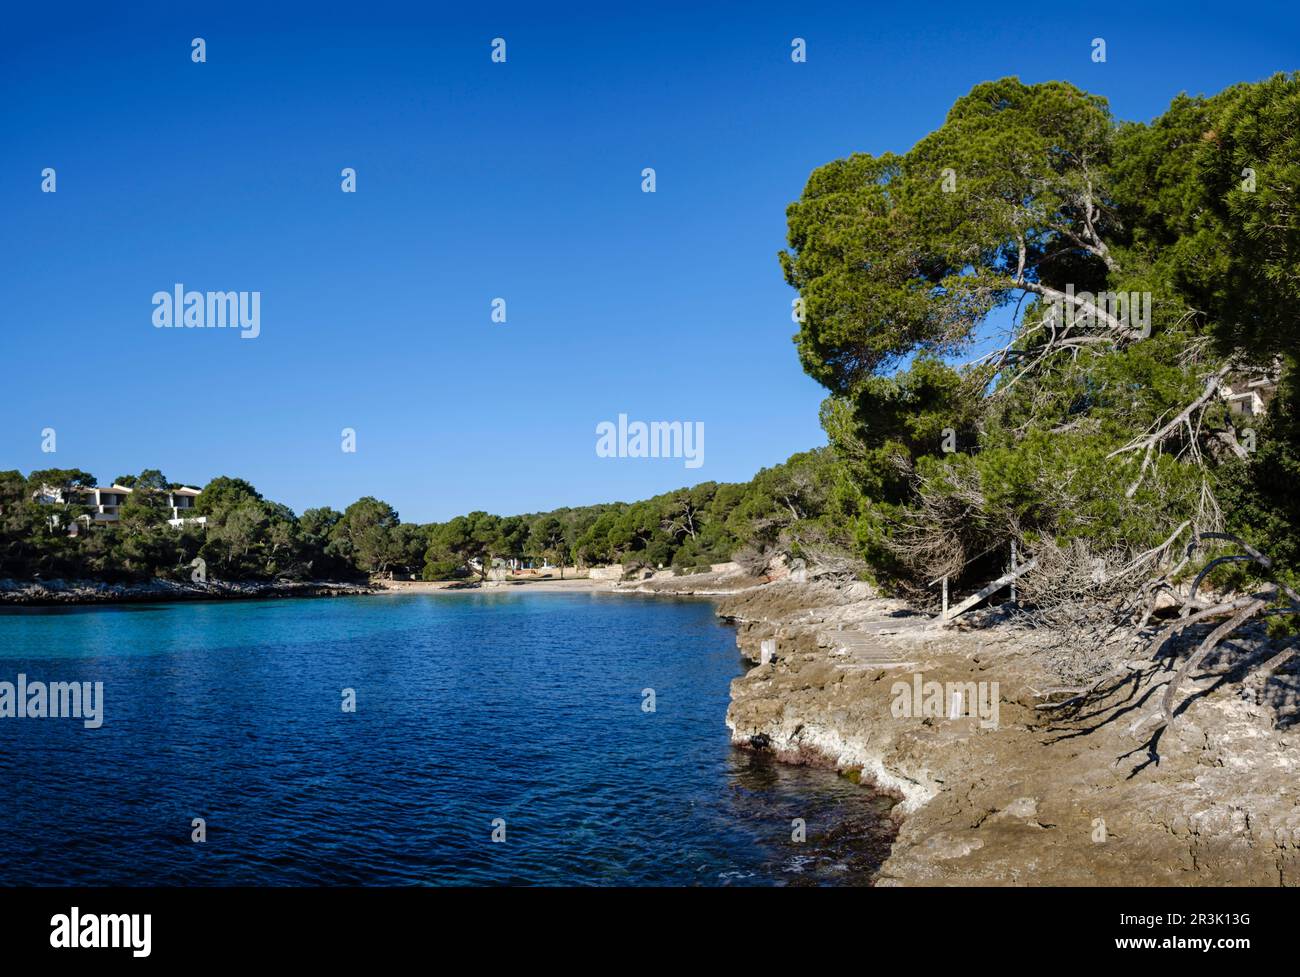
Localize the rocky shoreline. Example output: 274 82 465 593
0 578 376 606
620 568 1300 885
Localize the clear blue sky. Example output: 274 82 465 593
3 1 1297 523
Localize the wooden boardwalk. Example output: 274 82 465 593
820 620 929 669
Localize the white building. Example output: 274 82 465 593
1220 375 1278 418
38 483 206 529
165 487 206 527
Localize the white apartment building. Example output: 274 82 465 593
38 483 207 529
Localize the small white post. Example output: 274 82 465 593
942 576 949 620
760 639 775 666
1010 542 1018 607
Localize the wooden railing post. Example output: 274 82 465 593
1010 541 1018 608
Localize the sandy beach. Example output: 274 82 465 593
371 575 614 595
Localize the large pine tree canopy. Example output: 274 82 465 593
779 73 1300 595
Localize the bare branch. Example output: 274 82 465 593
1107 364 1233 498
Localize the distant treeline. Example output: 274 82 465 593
0 450 853 584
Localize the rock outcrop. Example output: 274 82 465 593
717 578 1300 885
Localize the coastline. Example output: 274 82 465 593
615 568 1300 886
11 564 1297 885
0 578 376 607
0 568 718 606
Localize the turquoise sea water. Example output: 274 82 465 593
0 592 892 885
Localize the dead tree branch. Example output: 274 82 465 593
1106 364 1233 498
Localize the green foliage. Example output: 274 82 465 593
781 78 1115 396
330 497 402 576
1170 74 1300 358
414 449 855 579
194 476 262 517
781 74 1300 593
527 515 570 573
424 511 498 580
0 468 417 585
1218 365 1300 594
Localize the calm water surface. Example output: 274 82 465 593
0 593 893 885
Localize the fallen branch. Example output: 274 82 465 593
1159 598 1268 724
1128 532 1300 736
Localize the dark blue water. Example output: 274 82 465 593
0 593 893 885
